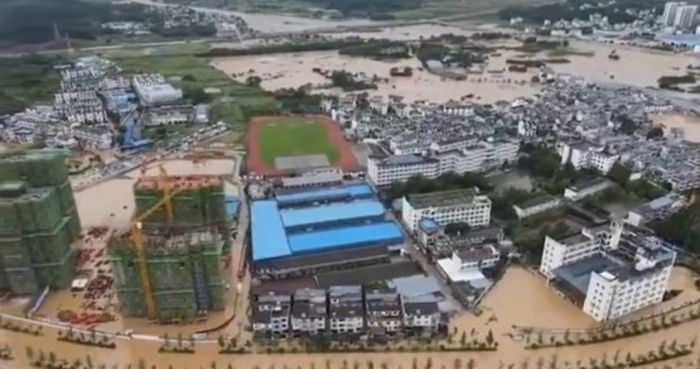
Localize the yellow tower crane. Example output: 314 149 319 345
130 164 182 320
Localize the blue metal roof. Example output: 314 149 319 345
345 183 374 197
418 218 443 234
280 200 385 228
275 184 374 207
287 222 404 253
251 201 291 261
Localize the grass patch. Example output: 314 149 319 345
0 55 63 115
258 117 339 166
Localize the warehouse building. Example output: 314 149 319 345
0 150 81 294
251 185 405 279
401 189 491 233
275 183 374 208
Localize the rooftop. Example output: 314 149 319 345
515 194 560 209
569 177 612 192
280 200 385 229
406 188 481 209
287 222 403 253
552 254 624 295
135 175 222 191
251 201 291 261
275 183 373 207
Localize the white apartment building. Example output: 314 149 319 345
540 222 676 321
675 4 698 29
367 154 440 186
402 298 441 333
663 2 682 26
559 142 619 174
368 138 519 186
402 189 491 232
513 195 561 219
71 126 113 150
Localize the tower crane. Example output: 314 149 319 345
130 164 182 320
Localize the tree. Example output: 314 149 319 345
183 86 212 104
466 359 475 369
86 355 94 369
246 76 262 87
25 346 34 362
486 329 495 347
608 162 631 187
646 126 664 139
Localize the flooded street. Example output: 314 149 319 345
653 112 700 143
2 266 699 369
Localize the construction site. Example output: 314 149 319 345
0 149 81 295
108 171 233 323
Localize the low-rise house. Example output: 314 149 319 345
513 195 561 219
401 296 441 335
252 292 291 338
328 285 364 334
291 288 327 335
365 289 402 335
564 177 614 201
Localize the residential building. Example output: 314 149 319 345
564 177 614 201
365 289 402 334
291 289 327 335
401 296 441 334
252 292 291 337
560 142 619 174
625 193 687 227
71 126 113 150
402 189 491 233
367 139 519 186
663 2 682 26
540 222 676 321
675 4 698 29
328 286 364 334
367 154 439 186
418 223 504 258
513 195 561 219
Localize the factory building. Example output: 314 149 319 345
401 189 491 233
540 222 676 321
0 150 81 294
250 184 404 279
109 175 228 322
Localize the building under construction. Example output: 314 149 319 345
0 149 81 294
109 175 228 322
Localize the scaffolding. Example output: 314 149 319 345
0 150 80 294
109 230 226 322
109 172 228 323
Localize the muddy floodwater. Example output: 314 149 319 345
654 112 700 143
212 50 539 104
212 38 700 104
2 266 699 369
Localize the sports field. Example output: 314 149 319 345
247 115 359 176
259 117 339 166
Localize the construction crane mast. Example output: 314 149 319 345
130 165 181 320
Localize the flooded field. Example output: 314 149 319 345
212 36 700 104
653 112 700 143
212 50 539 104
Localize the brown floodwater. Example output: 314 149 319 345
653 112 700 143
2 266 699 369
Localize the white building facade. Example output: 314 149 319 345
402 189 492 232
560 142 619 174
